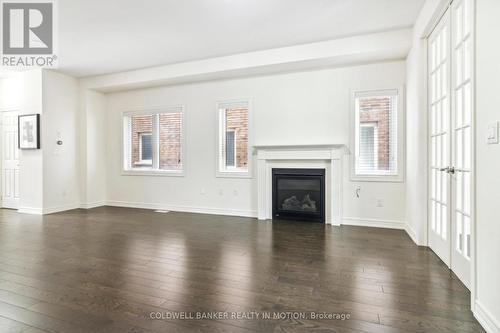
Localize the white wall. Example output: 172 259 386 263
41 70 80 212
104 61 407 224
0 73 24 110
80 89 107 207
474 0 500 331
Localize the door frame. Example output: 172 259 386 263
469 0 477 312
0 108 21 209
425 0 477 311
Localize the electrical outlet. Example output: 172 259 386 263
233 189 238 196
376 199 384 207
218 189 224 196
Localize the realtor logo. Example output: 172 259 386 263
1 1 57 67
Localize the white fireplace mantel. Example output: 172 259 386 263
254 144 348 225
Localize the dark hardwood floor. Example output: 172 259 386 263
0 207 484 333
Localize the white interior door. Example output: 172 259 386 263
428 0 473 290
2 111 20 209
428 10 452 266
450 0 473 289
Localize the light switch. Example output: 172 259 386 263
487 122 499 144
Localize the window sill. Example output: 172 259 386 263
122 169 185 177
134 161 153 167
350 174 404 183
216 170 252 179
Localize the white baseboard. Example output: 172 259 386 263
106 200 258 218
475 300 500 333
80 201 106 209
404 223 420 245
17 207 43 215
18 204 81 215
43 203 81 215
342 217 405 230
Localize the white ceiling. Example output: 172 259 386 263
58 0 424 77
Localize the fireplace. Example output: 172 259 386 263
272 168 325 223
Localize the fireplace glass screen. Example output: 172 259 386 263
272 168 325 223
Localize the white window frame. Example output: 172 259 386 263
122 106 185 177
216 100 252 178
350 87 405 182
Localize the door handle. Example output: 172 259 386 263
439 166 455 174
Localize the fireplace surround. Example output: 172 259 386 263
272 168 325 223
254 144 347 225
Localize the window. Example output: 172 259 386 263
217 101 250 177
351 89 404 181
123 107 184 175
139 133 152 164
225 130 236 168
359 123 378 170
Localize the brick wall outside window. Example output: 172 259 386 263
159 113 182 170
130 113 182 170
225 108 248 168
359 97 391 170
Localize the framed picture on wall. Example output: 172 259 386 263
18 114 40 149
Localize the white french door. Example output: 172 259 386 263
2 111 20 209
450 0 473 289
429 10 451 266
428 0 473 289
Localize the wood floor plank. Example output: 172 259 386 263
0 315 52 333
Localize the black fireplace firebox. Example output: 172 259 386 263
272 168 325 223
